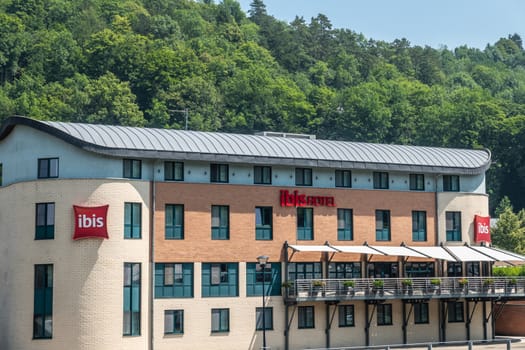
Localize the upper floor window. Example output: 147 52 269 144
337 208 353 240
36 203 55 240
443 175 460 192
254 166 272 185
295 168 312 186
255 207 272 240
377 304 393 325
38 158 58 179
373 172 389 189
335 170 352 188
211 205 229 240
34 264 53 339
409 174 425 191
246 262 281 296
329 262 361 279
375 210 391 241
405 262 434 278
202 263 238 297
124 203 142 239
210 164 229 183
165 204 184 239
445 211 461 241
123 262 141 336
123 159 141 179
297 207 313 240
447 262 462 277
165 161 184 181
288 262 322 281
412 211 427 241
155 263 193 298
164 310 184 334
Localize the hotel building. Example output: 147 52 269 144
0 116 523 350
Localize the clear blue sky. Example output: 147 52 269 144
237 0 525 49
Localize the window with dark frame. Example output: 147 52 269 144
211 205 229 240
38 158 59 179
443 175 460 192
210 164 229 183
36 203 55 240
256 307 273 330
297 207 313 240
165 204 184 239
255 206 272 240
124 202 142 239
375 210 391 241
335 170 352 188
155 263 194 298
328 262 362 279
298 306 315 329
446 211 461 241
165 161 184 181
414 303 429 324
412 211 427 241
254 166 272 185
33 264 53 339
377 304 393 325
373 172 389 189
448 301 464 323
0 163 3 186
409 174 425 191
164 310 184 334
211 308 229 332
338 305 355 327
202 263 238 297
295 168 313 186
123 263 141 336
337 208 353 240
288 262 322 281
123 159 141 179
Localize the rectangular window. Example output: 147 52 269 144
164 310 184 334
377 304 393 326
154 263 193 298
0 162 3 186
211 205 229 240
298 306 315 329
328 262 361 279
297 207 313 240
246 262 281 296
375 210 391 241
255 206 272 240
123 159 141 179
36 203 55 240
33 264 53 339
165 204 184 239
447 262 463 277
373 172 389 189
337 208 353 240
202 263 238 297
443 175 460 192
254 166 272 185
124 203 142 239
165 161 184 181
288 262 322 281
295 168 312 186
410 174 425 191
446 211 461 241
123 263 141 336
405 262 434 278
256 307 273 330
38 158 59 179
211 308 229 332
414 303 429 324
448 301 464 323
338 305 355 327
210 164 229 183
412 211 427 241
335 170 352 188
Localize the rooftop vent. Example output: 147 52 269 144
255 131 316 140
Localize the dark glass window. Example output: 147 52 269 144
255 207 272 240
164 310 184 334
0 163 3 186
246 262 281 296
414 303 429 324
295 168 312 186
165 161 184 181
337 208 353 240
410 174 425 191
447 262 463 277
211 205 229 240
297 207 313 240
375 210 391 241
211 309 229 332
338 305 355 327
443 175 460 192
373 172 389 189
254 166 272 184
288 262 322 281
202 263 238 297
298 306 315 329
256 307 273 330
36 203 55 240
165 204 184 239
329 262 361 279
124 203 142 239
210 164 229 183
405 262 434 278
123 263 141 336
448 302 464 322
335 170 352 188
377 304 393 325
412 211 427 241
154 263 194 298
33 264 53 339
38 158 59 179
123 159 141 179
446 211 461 241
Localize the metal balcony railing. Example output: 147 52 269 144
283 276 525 301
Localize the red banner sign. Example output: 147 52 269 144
280 190 335 207
474 215 491 243
73 205 109 240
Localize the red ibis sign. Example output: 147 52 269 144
73 205 109 240
474 215 491 243
280 189 335 207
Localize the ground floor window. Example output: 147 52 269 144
211 308 230 332
164 310 184 334
338 305 355 327
448 302 464 323
377 304 393 326
414 303 429 324
256 307 273 330
298 306 315 329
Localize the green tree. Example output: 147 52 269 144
492 197 525 254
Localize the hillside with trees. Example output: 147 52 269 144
1 0 525 213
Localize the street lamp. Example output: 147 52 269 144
257 255 269 349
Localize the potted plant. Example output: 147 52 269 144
401 279 413 294
312 280 325 287
371 279 384 295
281 280 294 297
311 280 325 297
506 277 517 293
483 278 495 293
343 280 355 295
430 278 441 286
458 278 469 286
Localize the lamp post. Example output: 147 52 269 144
257 255 269 349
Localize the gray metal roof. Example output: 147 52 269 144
0 116 491 174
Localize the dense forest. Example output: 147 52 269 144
1 0 525 213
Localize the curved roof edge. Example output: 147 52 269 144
0 116 491 175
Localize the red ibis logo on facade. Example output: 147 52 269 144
73 205 109 240
280 189 336 207
474 215 491 243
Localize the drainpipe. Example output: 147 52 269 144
149 162 157 350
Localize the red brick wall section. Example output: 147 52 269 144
495 301 525 336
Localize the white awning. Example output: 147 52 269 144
370 246 428 258
470 246 525 262
404 246 457 261
444 246 495 262
288 244 337 252
331 245 386 255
